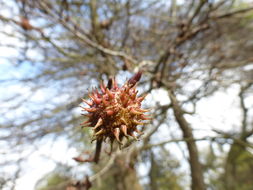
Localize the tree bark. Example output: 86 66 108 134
149 151 159 190
168 91 206 190
112 153 143 190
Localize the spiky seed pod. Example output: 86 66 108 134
81 72 151 145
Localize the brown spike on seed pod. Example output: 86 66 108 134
88 94 95 101
82 98 93 106
112 77 118 89
106 88 114 99
113 128 120 142
130 108 143 115
93 97 102 104
79 105 86 109
102 98 109 106
120 125 128 136
84 107 97 112
93 118 103 130
137 95 147 102
140 115 152 120
120 118 128 125
95 129 105 136
95 88 101 96
128 71 142 87
137 108 150 113
100 82 106 93
82 125 92 129
80 120 91 126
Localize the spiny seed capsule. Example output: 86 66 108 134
81 72 151 145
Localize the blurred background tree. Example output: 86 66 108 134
0 0 253 189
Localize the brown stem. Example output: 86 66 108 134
93 77 114 164
93 139 103 164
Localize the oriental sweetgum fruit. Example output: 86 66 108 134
81 72 150 144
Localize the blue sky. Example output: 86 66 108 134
1 0 253 189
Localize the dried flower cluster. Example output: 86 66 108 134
81 72 150 145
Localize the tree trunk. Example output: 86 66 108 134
169 91 206 190
149 151 159 190
112 154 143 190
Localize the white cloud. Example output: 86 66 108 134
15 138 78 190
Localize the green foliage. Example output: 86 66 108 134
222 143 253 190
202 143 253 190
35 173 69 190
145 147 184 190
